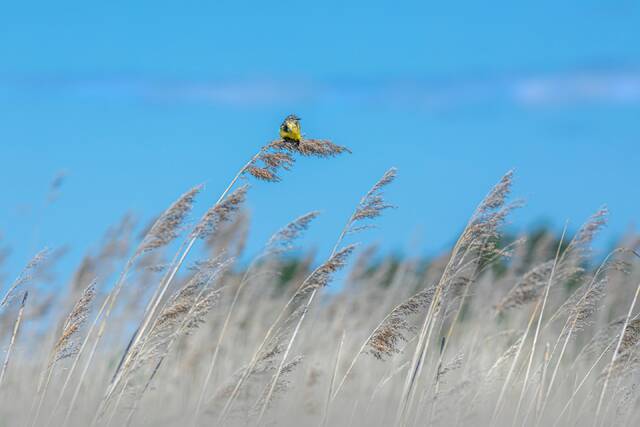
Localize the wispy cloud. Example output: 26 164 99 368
513 71 640 106
2 66 640 110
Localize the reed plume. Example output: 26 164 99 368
137 185 203 254
52 280 97 363
0 248 49 308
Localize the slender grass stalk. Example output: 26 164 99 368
505 224 567 426
61 294 111 426
399 238 494 426
0 291 28 388
330 287 432 402
48 292 109 423
419 242 516 426
593 281 640 426
256 290 316 424
76 263 137 425
368 361 410 408
30 360 56 427
488 299 541 425
535 343 550 419
533 249 625 425
191 266 253 425
395 238 472 427
321 330 345 427
30 281 96 427
551 341 614 427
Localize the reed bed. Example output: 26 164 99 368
1 138 639 427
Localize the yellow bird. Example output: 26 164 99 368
279 114 302 143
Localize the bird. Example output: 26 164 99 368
279 114 302 143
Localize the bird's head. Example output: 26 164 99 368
284 114 301 124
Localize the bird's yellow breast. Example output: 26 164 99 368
280 120 302 142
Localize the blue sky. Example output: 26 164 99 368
1 1 639 278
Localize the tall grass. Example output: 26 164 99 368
0 137 639 427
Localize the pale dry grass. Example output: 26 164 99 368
0 138 639 427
